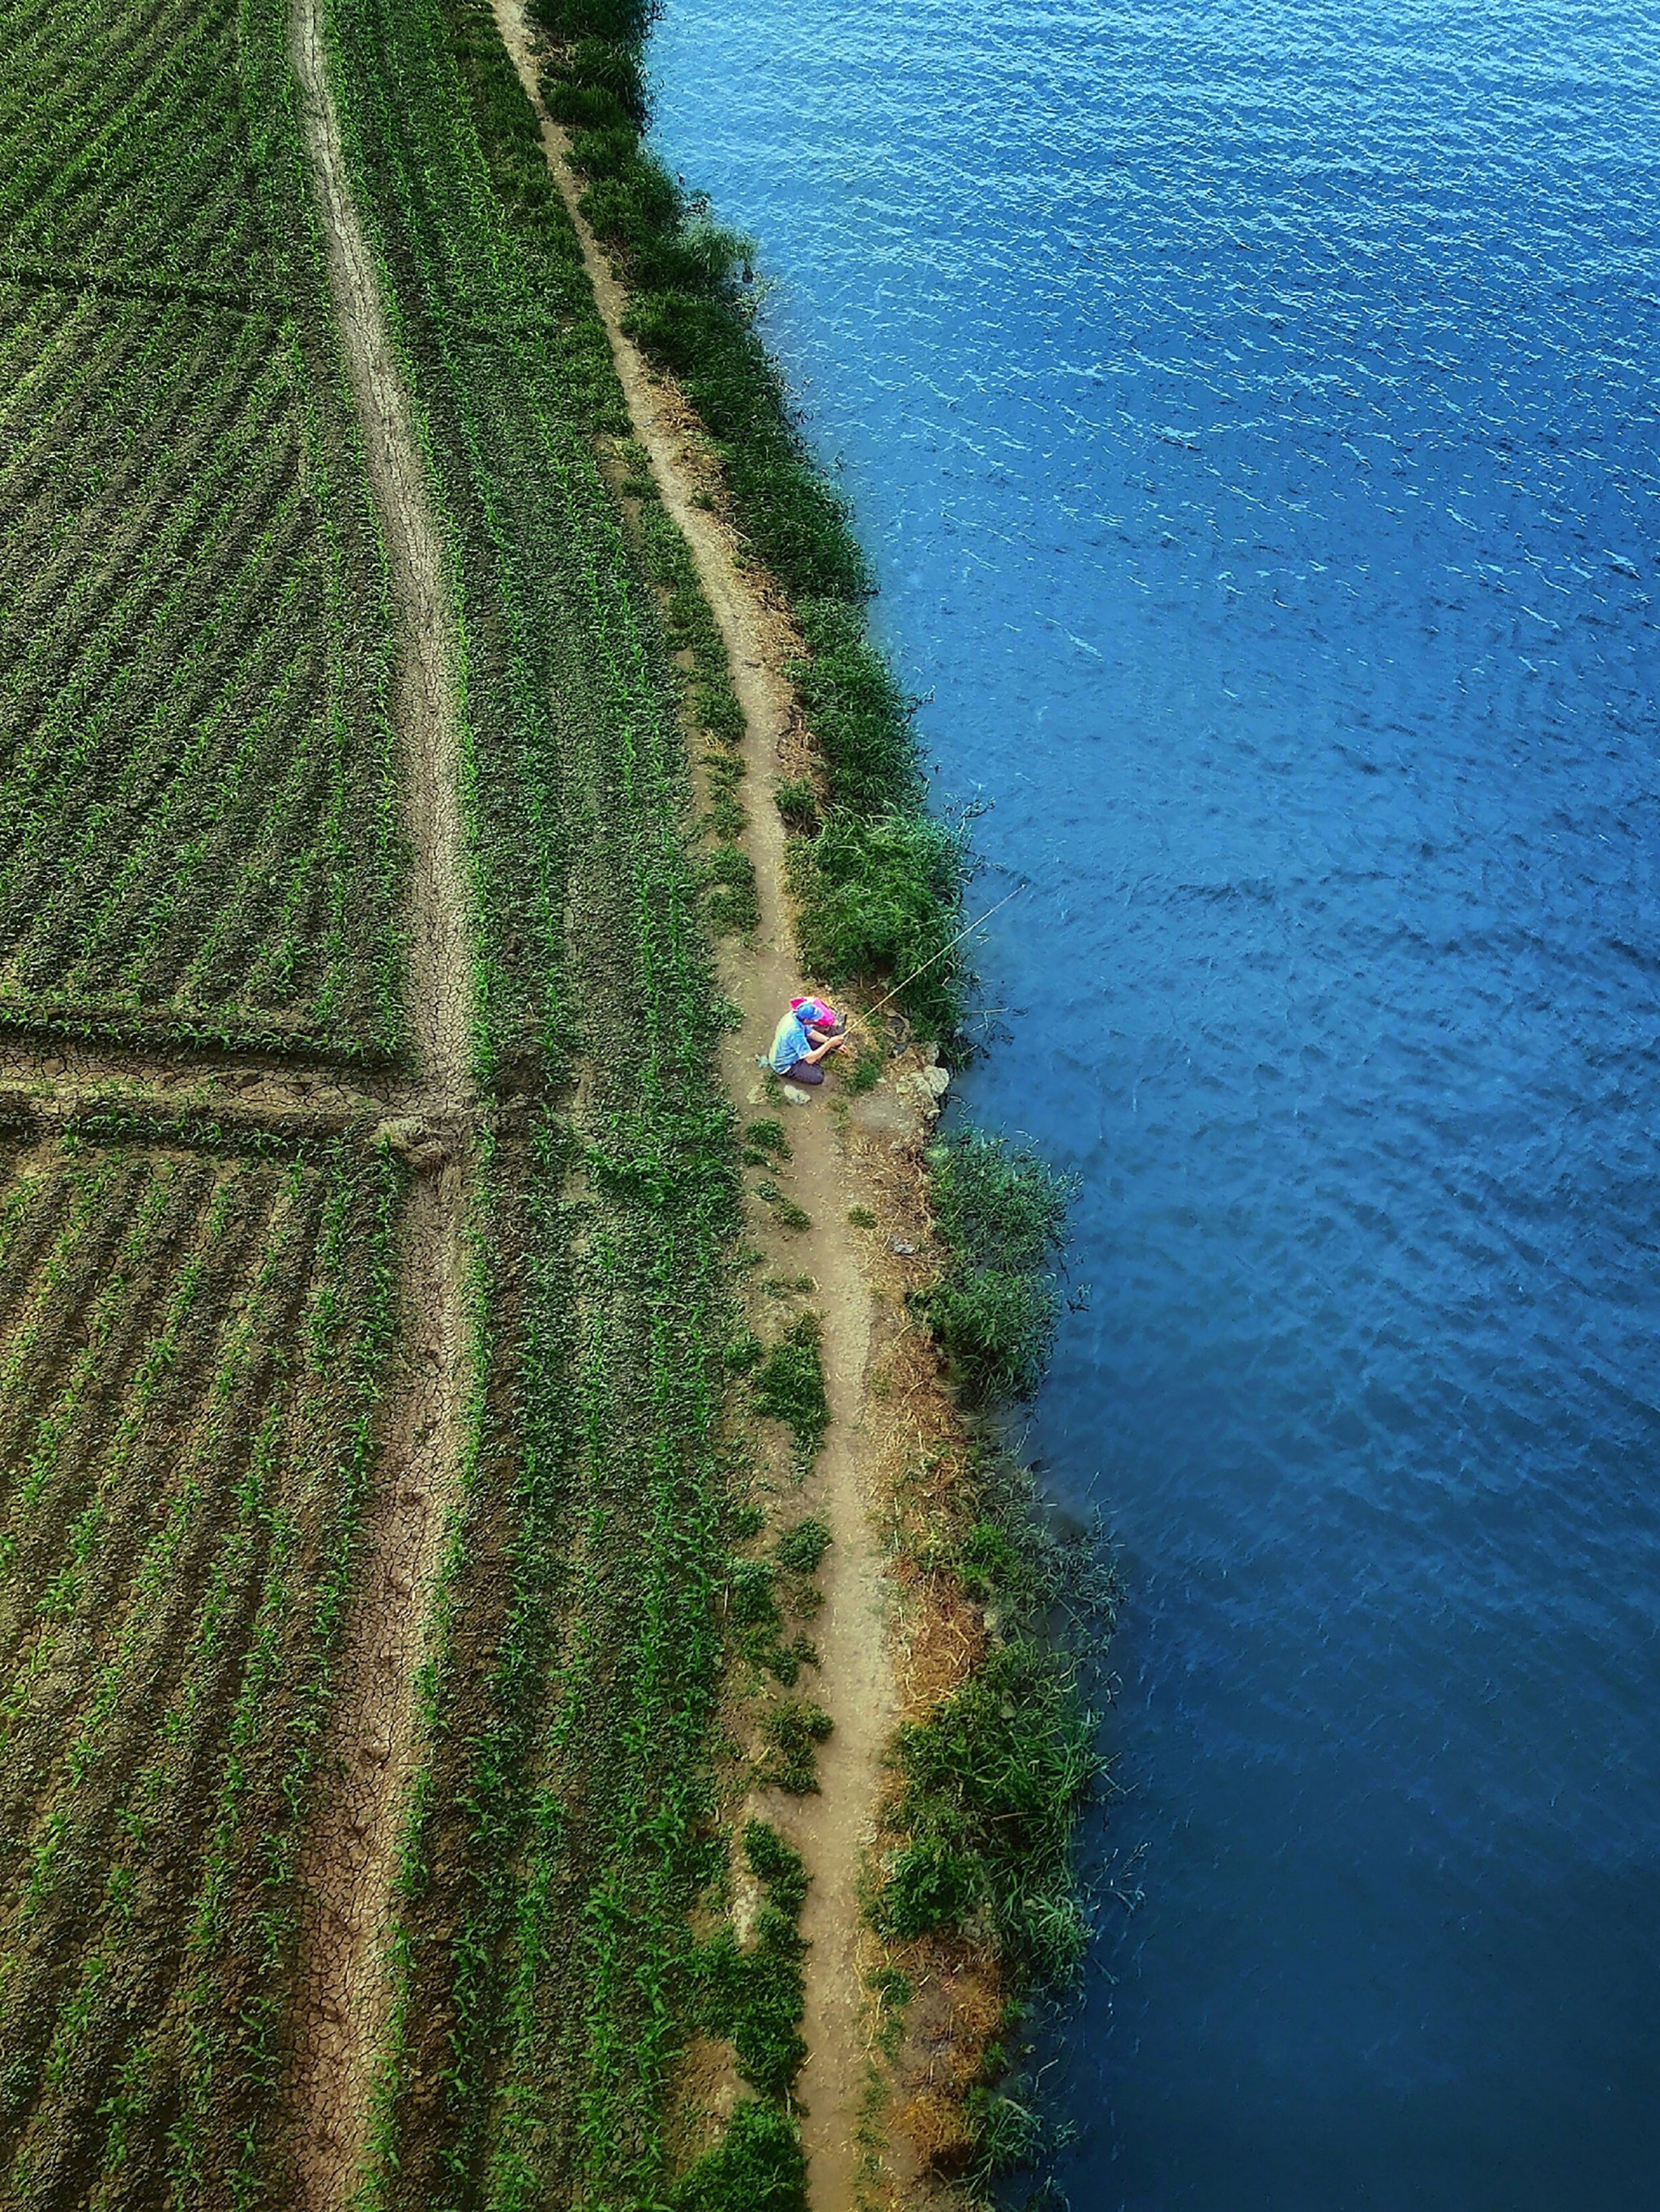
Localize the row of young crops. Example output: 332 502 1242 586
0 0 401 1061
319 0 803 2201
0 1117 404 2208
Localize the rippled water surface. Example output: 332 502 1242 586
648 3 1660 2201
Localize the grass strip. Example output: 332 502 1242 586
530 0 966 1038
319 0 800 2198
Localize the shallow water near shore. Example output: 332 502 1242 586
648 2 1660 2204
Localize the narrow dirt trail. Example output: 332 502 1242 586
0 1040 400 1123
493 9 898 2201
286 3 476 2203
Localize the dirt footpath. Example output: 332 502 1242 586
285 0 476 2199
489 7 910 2200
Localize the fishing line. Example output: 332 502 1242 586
866 882 1026 1016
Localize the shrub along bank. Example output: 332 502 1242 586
923 1129 1073 1405
878 1141 1110 2193
533 0 967 1042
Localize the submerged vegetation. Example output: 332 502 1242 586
874 1421 1115 2193
879 1642 1098 1976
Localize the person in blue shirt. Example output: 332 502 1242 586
767 996 845 1086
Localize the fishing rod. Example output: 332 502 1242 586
865 883 1026 1018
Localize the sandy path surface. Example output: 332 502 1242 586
285 0 475 2201
490 9 899 2201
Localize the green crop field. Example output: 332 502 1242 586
0 0 808 2197
319 0 778 2195
0 1123 402 2202
0 0 1089 2193
0 0 401 1062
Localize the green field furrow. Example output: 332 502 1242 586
1 480 312 932
0 336 184 571
0 1134 404 2202
0 2 214 212
0 1170 271 1816
0 1163 199 1644
0 1162 151 1501
178 715 340 1014
0 1 260 286
66 619 325 1002
235 742 343 1011
0 301 265 631
116 645 332 1002
0 345 296 730
0 575 319 999
15 526 320 990
0 0 211 146
0 0 400 1060
0 289 98 451
0 1182 317 2196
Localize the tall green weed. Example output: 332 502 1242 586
922 1130 1074 1401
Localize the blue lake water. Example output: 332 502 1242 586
648 3 1660 2203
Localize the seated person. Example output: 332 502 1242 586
768 996 846 1085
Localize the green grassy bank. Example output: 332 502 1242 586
524 1 1110 2193
534 0 969 1045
